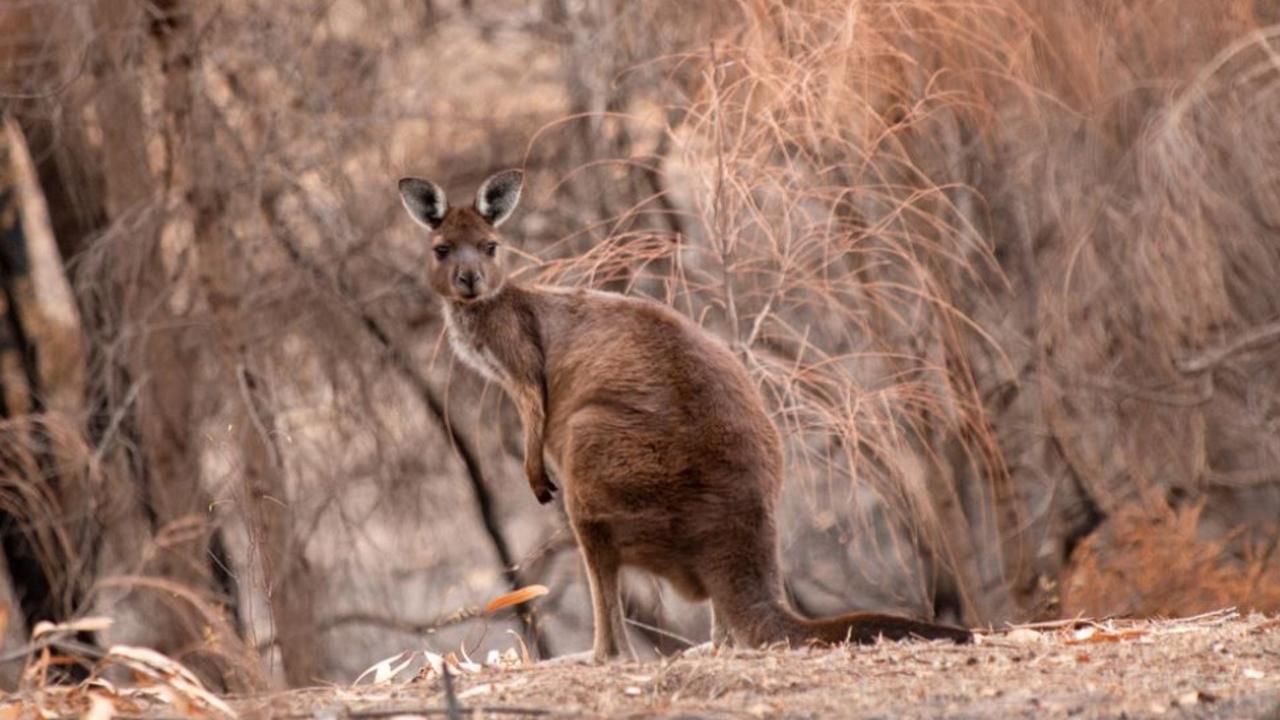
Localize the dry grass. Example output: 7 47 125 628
1062 503 1280 619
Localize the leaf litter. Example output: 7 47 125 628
4 610 1278 718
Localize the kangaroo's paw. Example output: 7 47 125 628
530 475 558 505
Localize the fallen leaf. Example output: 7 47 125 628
1176 690 1216 706
106 645 203 687
1064 626 1146 645
105 645 235 717
31 616 114 638
484 585 550 614
457 683 493 700
1005 628 1041 644
422 650 445 679
453 648 483 674
84 693 116 720
84 678 118 694
507 629 533 664
353 651 416 686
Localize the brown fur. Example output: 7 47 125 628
399 170 972 662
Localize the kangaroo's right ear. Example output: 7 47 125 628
398 177 448 229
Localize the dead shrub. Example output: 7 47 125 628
1061 503 1280 618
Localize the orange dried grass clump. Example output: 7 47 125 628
1061 503 1280 619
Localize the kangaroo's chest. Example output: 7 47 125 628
444 306 509 385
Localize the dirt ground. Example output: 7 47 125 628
7 611 1279 718
244 611 1280 719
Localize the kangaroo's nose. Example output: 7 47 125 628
456 269 480 294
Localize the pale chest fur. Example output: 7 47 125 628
444 304 509 385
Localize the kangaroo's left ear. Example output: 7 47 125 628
474 169 523 227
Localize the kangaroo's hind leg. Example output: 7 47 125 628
572 518 635 663
679 598 735 658
710 599 736 647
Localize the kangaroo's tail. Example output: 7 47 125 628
707 531 972 647
788 611 972 645
720 591 972 647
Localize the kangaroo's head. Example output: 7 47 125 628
398 169 524 303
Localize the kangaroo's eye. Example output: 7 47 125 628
433 245 451 260
482 242 498 257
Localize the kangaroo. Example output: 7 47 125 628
398 169 972 662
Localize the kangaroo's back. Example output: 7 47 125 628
534 288 783 496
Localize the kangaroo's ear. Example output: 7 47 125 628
399 177 448 229
474 169 523 227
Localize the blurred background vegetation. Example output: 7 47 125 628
0 0 1278 690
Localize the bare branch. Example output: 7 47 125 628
1177 321 1280 373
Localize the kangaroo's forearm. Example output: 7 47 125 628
512 383 555 504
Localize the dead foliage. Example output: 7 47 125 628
1061 504 1280 618
0 616 234 718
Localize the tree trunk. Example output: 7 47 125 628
150 0 324 686
1 0 260 691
